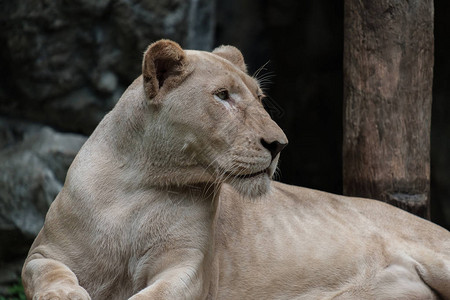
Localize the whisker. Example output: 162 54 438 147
252 60 271 79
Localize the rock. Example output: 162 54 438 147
0 0 215 134
0 118 87 261
93 71 118 94
0 259 24 297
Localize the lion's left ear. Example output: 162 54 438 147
142 39 187 102
212 45 247 73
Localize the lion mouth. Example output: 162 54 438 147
225 169 268 180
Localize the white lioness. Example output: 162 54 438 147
23 40 450 300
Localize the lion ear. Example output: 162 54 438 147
142 39 186 102
212 45 247 73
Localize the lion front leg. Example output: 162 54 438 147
22 255 91 300
129 267 205 300
129 248 209 300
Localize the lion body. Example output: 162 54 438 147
23 75 218 299
22 40 450 300
215 182 450 299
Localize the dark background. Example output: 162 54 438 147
0 0 449 292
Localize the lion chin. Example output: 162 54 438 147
225 172 272 199
223 158 280 198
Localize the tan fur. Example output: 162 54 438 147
214 184 450 299
212 45 247 73
22 40 450 300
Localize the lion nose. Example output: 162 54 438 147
260 139 288 160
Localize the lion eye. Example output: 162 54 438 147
215 90 230 101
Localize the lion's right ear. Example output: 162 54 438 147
142 40 186 102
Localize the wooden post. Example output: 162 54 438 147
343 0 434 219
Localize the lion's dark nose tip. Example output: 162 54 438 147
261 139 288 160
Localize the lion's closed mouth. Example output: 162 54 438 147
227 169 268 179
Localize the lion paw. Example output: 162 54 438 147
33 287 91 300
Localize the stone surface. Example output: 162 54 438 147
0 118 86 262
0 259 24 296
0 0 214 134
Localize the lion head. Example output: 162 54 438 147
108 40 287 198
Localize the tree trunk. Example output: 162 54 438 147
343 0 434 219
